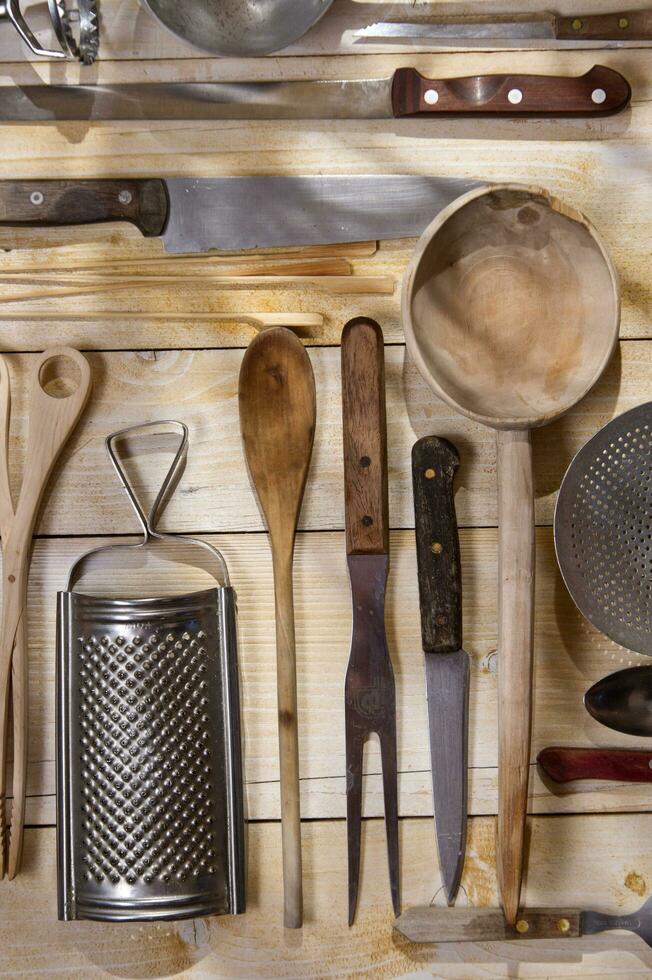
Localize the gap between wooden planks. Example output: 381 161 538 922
1 819 651 979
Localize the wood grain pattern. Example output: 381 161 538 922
538 747 652 784
239 329 316 929
1 818 652 978
390 66 631 118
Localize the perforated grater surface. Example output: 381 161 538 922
56 422 245 922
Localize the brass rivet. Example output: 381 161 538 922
572 17 583 30
515 919 529 933
557 918 570 933
619 16 629 28
362 515 373 527
425 468 436 479
431 542 443 555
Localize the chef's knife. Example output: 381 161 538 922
356 9 652 42
0 66 630 120
394 900 652 948
0 176 485 253
538 746 652 783
411 436 470 906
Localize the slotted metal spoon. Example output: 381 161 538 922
555 401 652 735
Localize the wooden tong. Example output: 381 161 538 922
0 348 91 878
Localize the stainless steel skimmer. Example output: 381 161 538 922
57 421 245 922
555 401 652 656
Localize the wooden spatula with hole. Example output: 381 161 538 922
238 327 316 929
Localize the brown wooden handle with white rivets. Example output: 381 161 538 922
391 66 631 117
556 9 652 40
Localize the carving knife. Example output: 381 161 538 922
0 65 630 120
411 436 469 905
342 316 399 926
0 176 486 253
356 9 652 42
394 900 652 947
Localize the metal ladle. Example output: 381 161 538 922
141 0 334 56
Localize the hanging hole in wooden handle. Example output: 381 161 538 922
38 354 82 399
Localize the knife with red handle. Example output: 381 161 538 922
0 65 630 120
538 746 652 783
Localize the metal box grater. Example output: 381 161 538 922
56 421 246 921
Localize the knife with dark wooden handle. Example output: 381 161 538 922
538 746 652 783
0 66 630 120
411 436 470 905
394 900 652 948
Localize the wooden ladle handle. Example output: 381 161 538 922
496 429 535 925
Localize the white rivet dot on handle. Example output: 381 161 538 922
508 88 523 105
424 89 439 105
30 191 44 206
118 189 133 205
592 88 607 105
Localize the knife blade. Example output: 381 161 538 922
0 176 485 253
538 746 652 783
356 9 652 43
394 899 652 948
0 65 630 120
411 436 470 906
394 898 652 946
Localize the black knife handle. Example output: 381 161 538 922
412 436 462 653
391 66 631 118
0 179 168 237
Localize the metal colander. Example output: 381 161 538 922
555 401 652 656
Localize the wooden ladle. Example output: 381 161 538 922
239 327 316 929
402 185 619 923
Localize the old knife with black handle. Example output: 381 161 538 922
411 436 470 905
0 65 630 120
394 899 652 948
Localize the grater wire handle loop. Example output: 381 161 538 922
67 419 230 590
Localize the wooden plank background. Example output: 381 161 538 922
0 1 652 976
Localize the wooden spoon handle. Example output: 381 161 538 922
272 548 303 929
496 429 535 925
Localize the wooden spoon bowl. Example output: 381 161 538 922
402 184 620 924
403 185 618 429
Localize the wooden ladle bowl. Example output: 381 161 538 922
402 184 619 923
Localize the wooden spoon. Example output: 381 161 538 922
402 185 619 923
238 327 316 929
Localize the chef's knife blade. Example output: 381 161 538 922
394 899 652 948
0 176 483 253
356 9 652 42
0 65 630 120
411 436 470 905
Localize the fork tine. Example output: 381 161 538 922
346 731 364 926
380 726 400 917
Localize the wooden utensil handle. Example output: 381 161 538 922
0 180 168 237
411 436 462 653
538 746 652 783
556 9 652 40
272 549 303 929
391 66 630 117
341 318 389 556
496 429 534 926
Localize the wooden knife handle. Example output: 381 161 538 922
538 746 652 783
341 317 388 556
556 9 652 40
391 66 631 117
411 436 462 653
0 179 168 236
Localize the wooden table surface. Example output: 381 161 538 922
1 1 652 976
